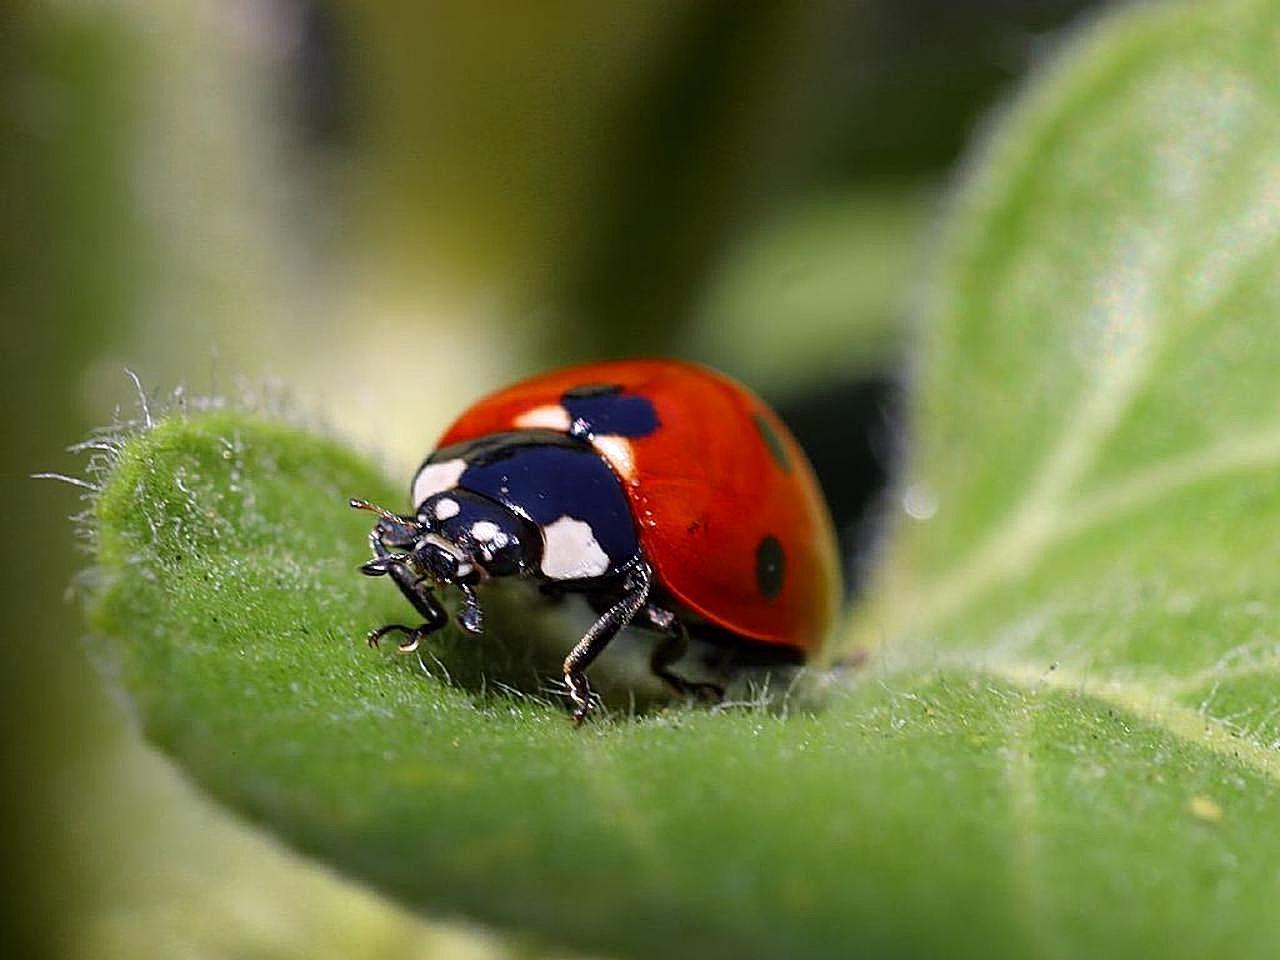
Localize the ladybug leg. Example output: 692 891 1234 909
562 560 652 725
360 553 410 576
642 603 676 632
359 508 453 654
456 582 484 636
365 583 448 651
648 622 725 704
364 552 450 652
367 622 431 652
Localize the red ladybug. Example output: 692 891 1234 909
352 358 839 721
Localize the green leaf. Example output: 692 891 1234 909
684 184 935 390
86 0 1280 957
869 0 1280 669
89 407 1280 959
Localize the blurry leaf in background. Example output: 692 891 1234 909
0 4 496 959
1 5 148 956
685 184 935 390
547 1 831 356
869 0 1280 631
333 0 1102 362
810 0 1100 179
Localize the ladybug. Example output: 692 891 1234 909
352 358 839 722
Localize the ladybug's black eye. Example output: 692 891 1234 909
376 518 419 548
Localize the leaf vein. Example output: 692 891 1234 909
988 662 1280 785
1004 702 1058 960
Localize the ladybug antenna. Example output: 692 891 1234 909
349 497 407 524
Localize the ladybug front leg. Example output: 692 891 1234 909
367 622 430 652
563 560 652 724
361 538 450 652
364 572 449 652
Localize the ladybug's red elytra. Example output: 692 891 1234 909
352 358 840 722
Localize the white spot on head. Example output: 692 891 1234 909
434 497 460 520
514 404 572 432
412 458 467 508
591 434 635 480
540 516 611 580
470 520 509 549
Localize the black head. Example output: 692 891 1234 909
350 491 539 587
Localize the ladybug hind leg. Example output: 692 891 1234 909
562 560 653 724
647 617 725 705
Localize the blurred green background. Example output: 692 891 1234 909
3 1 1105 956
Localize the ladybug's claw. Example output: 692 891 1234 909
565 673 595 725
366 622 424 651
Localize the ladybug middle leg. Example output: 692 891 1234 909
455 581 484 636
563 560 652 724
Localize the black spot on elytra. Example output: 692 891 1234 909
563 382 623 399
753 412 792 472
562 384 659 439
755 535 785 599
